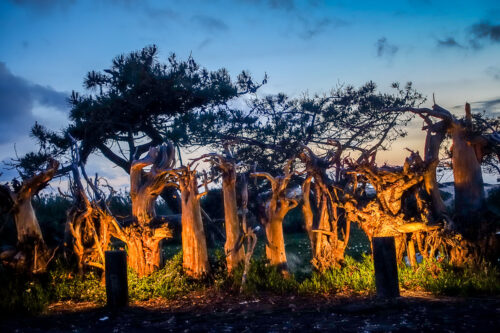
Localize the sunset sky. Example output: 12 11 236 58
1 0 499 185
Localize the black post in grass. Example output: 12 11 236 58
372 237 400 298
105 250 128 308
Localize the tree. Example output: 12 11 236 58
65 139 173 276
251 161 298 275
172 165 210 278
195 151 245 273
17 45 266 213
193 82 424 173
213 82 425 271
385 103 500 240
0 159 59 273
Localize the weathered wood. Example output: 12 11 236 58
105 250 128 308
372 237 400 298
251 161 297 275
178 167 210 278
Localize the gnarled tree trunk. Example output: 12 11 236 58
176 167 210 278
0 159 59 273
66 142 173 277
449 107 485 236
127 143 176 276
299 145 350 271
197 153 245 273
252 163 297 275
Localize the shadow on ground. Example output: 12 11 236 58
2 291 499 332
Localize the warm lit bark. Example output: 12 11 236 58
196 152 245 273
299 145 350 271
124 143 176 275
422 121 450 223
383 103 498 241
301 176 314 245
130 143 176 225
222 172 245 273
252 165 297 275
450 122 485 234
240 175 257 291
0 159 59 273
178 167 210 278
66 142 173 277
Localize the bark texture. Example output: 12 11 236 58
0 159 59 273
196 153 245 273
252 161 297 275
66 141 173 276
177 166 210 278
299 144 350 271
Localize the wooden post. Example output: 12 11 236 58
105 250 128 308
372 237 400 298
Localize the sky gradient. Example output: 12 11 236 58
1 0 499 185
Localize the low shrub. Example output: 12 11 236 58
399 259 500 296
128 251 205 300
299 255 375 294
0 264 51 316
48 262 105 303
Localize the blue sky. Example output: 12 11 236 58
1 0 499 184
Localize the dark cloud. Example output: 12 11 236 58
434 20 500 51
469 21 500 44
486 66 500 81
453 97 500 115
192 15 228 33
436 37 464 48
0 62 68 144
375 37 399 58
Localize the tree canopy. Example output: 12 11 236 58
16 45 266 177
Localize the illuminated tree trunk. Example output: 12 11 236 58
194 152 245 273
299 145 349 271
127 143 176 276
301 176 314 245
265 210 289 272
0 159 59 273
252 165 297 275
178 168 210 278
450 120 485 235
222 171 245 273
422 121 449 222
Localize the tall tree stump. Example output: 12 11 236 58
105 251 128 308
372 237 400 298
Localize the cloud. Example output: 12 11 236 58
469 21 500 44
198 38 212 50
436 37 464 48
298 17 347 39
474 98 500 114
0 62 68 144
434 20 500 51
454 97 500 115
486 66 500 80
375 37 399 58
192 15 229 33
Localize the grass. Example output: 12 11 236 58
1 232 499 316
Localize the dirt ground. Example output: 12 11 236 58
2 290 500 332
